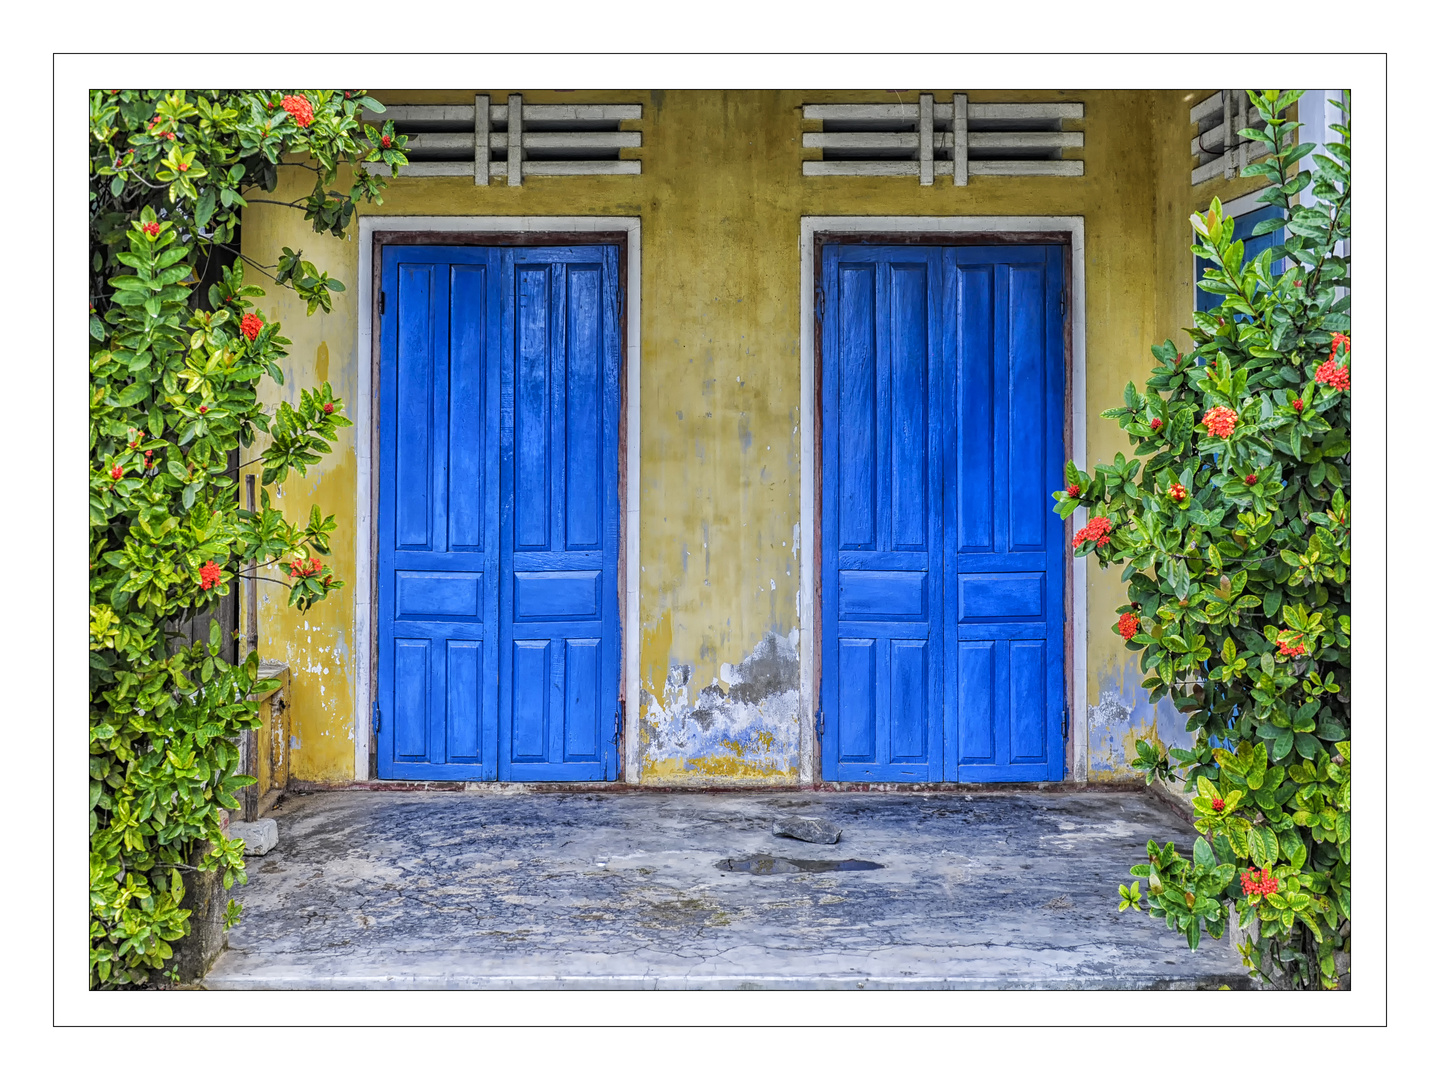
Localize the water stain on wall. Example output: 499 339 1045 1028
1087 653 1193 781
641 629 801 783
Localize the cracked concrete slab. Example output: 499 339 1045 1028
203 790 1249 989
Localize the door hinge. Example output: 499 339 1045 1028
613 700 625 746
815 708 825 738
1061 702 1069 741
816 288 826 323
379 291 386 316
1060 288 1067 320
372 699 381 735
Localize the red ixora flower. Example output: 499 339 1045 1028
1211 797 1226 811
1168 482 1187 500
1329 331 1350 360
1292 399 1305 412
1066 483 1080 497
1245 473 1258 485
1150 418 1162 431
1241 868 1279 898
1117 611 1139 641
323 403 334 415
1071 515 1113 550
281 94 314 128
140 221 160 237
1276 631 1308 658
199 560 222 590
240 313 263 341
287 555 323 578
380 134 392 149
1315 358 1351 392
1202 405 1238 438
109 464 123 480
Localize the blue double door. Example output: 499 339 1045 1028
377 245 622 780
820 244 1067 782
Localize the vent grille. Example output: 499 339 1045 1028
362 94 641 185
802 94 1083 184
1190 90 1263 186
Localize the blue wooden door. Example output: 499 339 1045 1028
499 247 622 781
820 247 946 781
377 245 620 781
820 244 1066 782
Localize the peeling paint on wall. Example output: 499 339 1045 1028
1087 652 1193 781
641 630 800 784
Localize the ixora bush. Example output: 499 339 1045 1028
88 90 409 987
1055 90 1351 989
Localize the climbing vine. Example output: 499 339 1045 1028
88 90 409 986
1058 90 1351 988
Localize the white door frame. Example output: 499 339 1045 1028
798 216 1089 784
354 216 642 782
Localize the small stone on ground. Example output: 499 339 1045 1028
772 815 842 844
230 818 278 856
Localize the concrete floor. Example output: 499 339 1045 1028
203 789 1249 989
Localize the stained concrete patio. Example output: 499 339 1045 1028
203 789 1249 989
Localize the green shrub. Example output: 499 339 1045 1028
1057 90 1351 988
88 90 408 986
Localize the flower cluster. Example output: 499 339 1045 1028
380 134 392 149
1276 631 1308 658
1211 796 1226 811
1329 331 1350 360
1293 398 1305 412
1066 483 1080 497
141 221 160 238
323 403 334 415
1241 867 1279 898
1117 611 1139 641
109 464 123 481
281 95 314 128
1315 358 1350 392
1168 482 1187 500
1150 417 1162 431
287 556 323 578
1202 405 1238 438
1245 473 1258 485
1071 515 1112 550
199 560 222 590
240 313 264 341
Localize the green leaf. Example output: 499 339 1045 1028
196 187 217 229
1192 836 1215 870
1248 825 1279 866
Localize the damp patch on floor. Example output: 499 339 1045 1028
715 854 885 875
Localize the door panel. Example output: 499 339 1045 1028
499 248 621 780
821 246 945 781
378 244 620 781
820 243 1065 783
944 246 1065 781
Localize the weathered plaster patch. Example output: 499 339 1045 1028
1087 653 1193 781
641 630 800 784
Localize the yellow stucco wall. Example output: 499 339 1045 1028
242 88 1247 785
